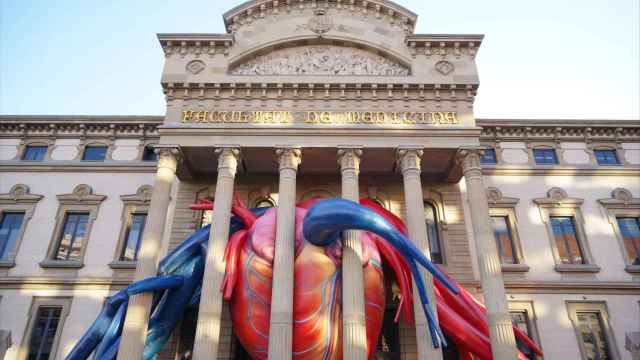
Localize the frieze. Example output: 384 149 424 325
229 45 409 76
479 120 640 142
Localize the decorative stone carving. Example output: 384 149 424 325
612 188 633 202
547 187 568 201
0 184 43 204
57 185 107 205
186 60 206 75
230 45 410 76
435 60 454 75
308 9 333 34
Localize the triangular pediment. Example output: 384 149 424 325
229 45 410 76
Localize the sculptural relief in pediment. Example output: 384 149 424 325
230 45 410 76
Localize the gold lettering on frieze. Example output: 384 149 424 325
182 110 459 126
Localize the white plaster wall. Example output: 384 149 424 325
561 142 591 164
507 293 638 360
499 142 529 164
1 171 154 277
622 142 640 165
50 139 80 160
0 138 20 160
0 288 109 360
111 139 141 161
482 174 640 282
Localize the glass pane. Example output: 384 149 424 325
534 149 558 165
424 203 442 264
550 217 584 264
27 306 62 360
82 146 107 161
0 212 25 260
595 150 619 165
617 217 640 265
142 147 158 161
576 312 611 360
491 216 517 264
22 146 48 161
480 149 497 164
56 213 89 261
121 214 147 261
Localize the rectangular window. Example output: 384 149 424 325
510 310 538 358
575 312 612 360
142 146 158 161
491 216 517 264
480 148 498 165
82 146 107 161
616 217 640 265
120 213 147 261
199 210 213 229
550 216 585 264
594 150 620 165
27 306 63 360
533 148 558 165
55 212 89 261
22 146 48 161
425 203 443 264
0 212 25 261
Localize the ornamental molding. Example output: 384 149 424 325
533 187 583 207
478 120 640 143
406 35 483 59
223 0 417 34
0 184 44 205
158 34 234 58
57 185 107 205
120 185 153 204
597 188 640 209
485 187 519 207
230 45 410 76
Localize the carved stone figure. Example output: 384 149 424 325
230 45 410 76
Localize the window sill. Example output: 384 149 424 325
39 259 84 269
0 261 16 268
109 261 137 270
501 263 530 272
554 263 600 273
625 265 640 274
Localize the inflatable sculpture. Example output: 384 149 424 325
67 197 542 360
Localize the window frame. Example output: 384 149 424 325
532 147 559 165
480 147 498 165
21 145 49 162
16 140 53 162
534 188 599 273
17 297 72 360
593 149 621 166
424 200 445 264
0 185 43 268
598 188 640 273
566 301 621 360
486 188 529 272
423 189 449 265
508 301 543 357
588 143 627 167
40 185 105 269
110 185 152 269
81 144 109 162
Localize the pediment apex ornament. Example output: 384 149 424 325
186 60 206 75
547 187 568 201
435 60 454 75
612 188 633 202
486 187 503 202
10 184 29 197
73 184 93 198
308 9 333 35
1 184 43 204
137 185 153 202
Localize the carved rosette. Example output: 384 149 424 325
276 148 302 172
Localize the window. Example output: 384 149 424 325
491 216 517 264
22 146 48 161
616 217 640 266
594 149 620 165
55 212 89 261
509 301 542 360
480 148 498 165
120 213 147 261
199 210 213 229
82 145 107 161
567 302 620 360
550 216 584 265
533 148 558 165
18 297 71 360
424 202 442 264
0 212 25 261
142 146 158 162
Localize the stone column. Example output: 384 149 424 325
118 147 179 360
457 147 518 359
338 148 368 360
268 148 302 360
396 148 442 359
192 147 240 360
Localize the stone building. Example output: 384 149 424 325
0 1 638 359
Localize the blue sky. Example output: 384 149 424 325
1 0 638 119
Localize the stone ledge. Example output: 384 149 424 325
501 263 530 273
554 263 600 273
108 261 138 270
39 259 84 269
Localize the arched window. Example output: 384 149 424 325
424 202 443 264
253 197 275 208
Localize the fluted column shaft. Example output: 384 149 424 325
338 148 368 360
458 148 518 360
397 148 442 359
118 148 179 360
268 148 302 360
193 147 240 360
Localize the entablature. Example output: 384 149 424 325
405 34 483 58
0 116 162 139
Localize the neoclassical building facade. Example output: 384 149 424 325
0 1 639 359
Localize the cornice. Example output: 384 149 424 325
405 34 484 58
503 281 640 295
482 165 640 177
157 33 235 58
222 0 418 34
0 116 162 139
0 162 157 173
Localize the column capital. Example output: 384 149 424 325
276 147 302 171
337 148 363 172
456 146 484 174
215 147 241 172
154 145 182 172
396 147 424 173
